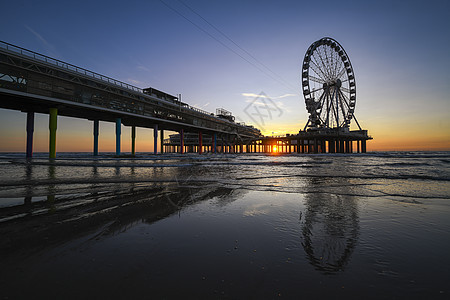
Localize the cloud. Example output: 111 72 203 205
24 25 62 59
126 78 145 86
137 65 151 72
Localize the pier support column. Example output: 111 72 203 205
115 118 121 156
153 124 158 154
26 111 34 158
93 120 99 156
357 140 360 153
213 133 217 153
49 108 57 159
131 126 136 156
362 140 367 153
180 129 184 154
198 131 203 154
160 129 164 154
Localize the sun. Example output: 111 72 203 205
272 145 278 152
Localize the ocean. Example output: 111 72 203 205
0 151 449 299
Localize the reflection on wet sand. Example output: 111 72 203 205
0 167 241 259
300 177 359 274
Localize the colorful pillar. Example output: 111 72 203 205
198 131 203 154
160 129 164 154
93 120 99 156
180 129 184 154
26 111 34 158
115 118 121 156
49 108 57 159
131 125 136 156
153 124 158 154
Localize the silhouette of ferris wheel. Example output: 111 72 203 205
302 37 361 131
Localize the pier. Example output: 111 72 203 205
0 39 371 156
0 41 260 157
163 128 371 154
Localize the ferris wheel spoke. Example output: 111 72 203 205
325 87 335 127
309 64 327 82
331 49 340 79
337 91 349 126
340 86 351 93
336 67 346 80
316 47 330 80
309 75 325 84
330 92 339 127
334 52 342 79
311 54 329 81
339 89 352 109
324 46 332 78
309 86 324 95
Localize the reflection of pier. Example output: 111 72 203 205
0 169 241 255
300 177 359 273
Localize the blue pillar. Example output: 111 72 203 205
26 112 34 158
93 120 99 156
153 124 158 154
115 118 121 156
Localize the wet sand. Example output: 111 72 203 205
1 153 449 299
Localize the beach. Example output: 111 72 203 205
1 152 449 299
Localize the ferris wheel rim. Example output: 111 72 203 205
302 37 356 129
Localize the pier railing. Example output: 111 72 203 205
0 40 260 137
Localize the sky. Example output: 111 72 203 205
0 0 449 152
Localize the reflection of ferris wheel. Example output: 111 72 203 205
302 37 360 130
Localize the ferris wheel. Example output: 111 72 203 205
302 37 360 130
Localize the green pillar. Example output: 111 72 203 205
49 108 57 159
